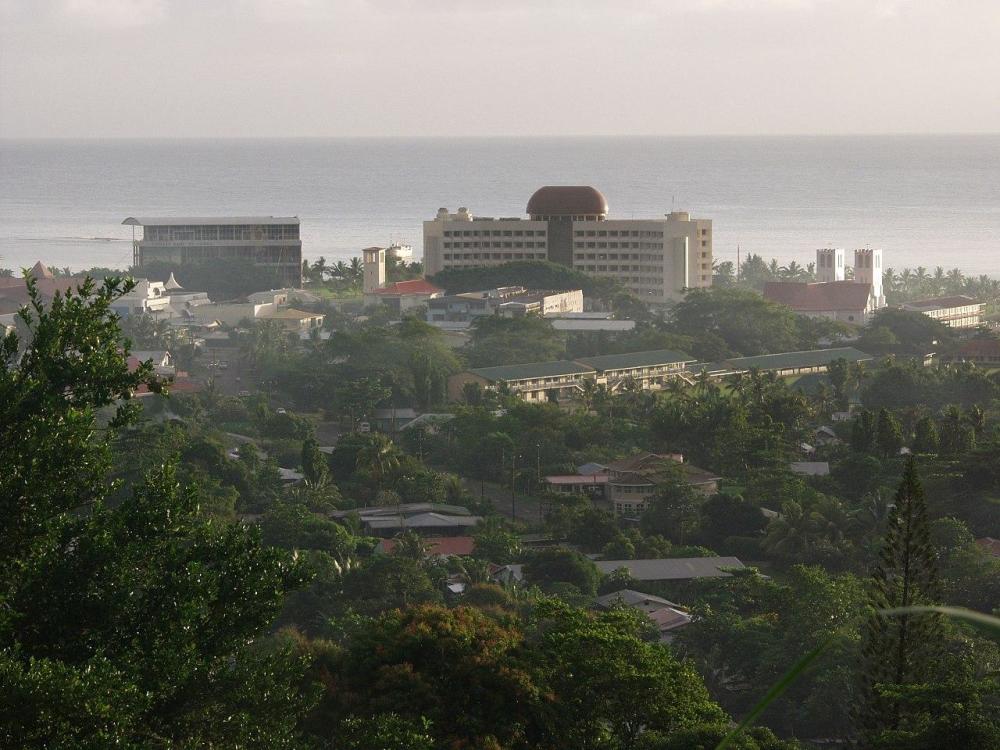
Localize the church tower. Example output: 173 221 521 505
854 247 885 308
816 248 845 283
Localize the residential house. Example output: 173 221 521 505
595 589 692 641
605 452 720 516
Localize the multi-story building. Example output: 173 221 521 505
902 296 985 329
122 216 303 288
423 186 712 303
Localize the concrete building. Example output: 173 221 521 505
122 216 302 288
423 186 712 303
195 292 323 331
426 286 583 323
901 296 985 329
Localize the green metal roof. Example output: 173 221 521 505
723 347 872 371
468 360 596 383
576 349 695 372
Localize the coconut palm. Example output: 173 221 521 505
457 558 493 586
391 529 429 561
355 433 401 496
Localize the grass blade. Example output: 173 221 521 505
714 635 836 750
880 605 1000 640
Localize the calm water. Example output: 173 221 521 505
1 136 998 276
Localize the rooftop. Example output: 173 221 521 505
527 186 609 217
902 295 982 310
577 349 695 371
764 280 873 312
468 359 596 383
122 216 300 226
265 308 322 320
370 279 443 296
378 536 476 557
595 589 684 611
722 346 873 371
594 556 746 581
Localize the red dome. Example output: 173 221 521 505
527 186 608 217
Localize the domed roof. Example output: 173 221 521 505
527 186 608 217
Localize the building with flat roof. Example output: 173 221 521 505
426 286 583 323
123 216 302 288
902 296 985 329
423 186 712 303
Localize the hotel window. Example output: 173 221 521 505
701 240 707 247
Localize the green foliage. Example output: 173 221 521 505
859 307 954 357
875 408 904 458
531 600 726 749
473 517 522 564
464 314 567 368
856 458 945 741
330 713 434 750
0 276 315 746
0 276 155 559
523 547 602 597
669 288 825 358
325 604 538 748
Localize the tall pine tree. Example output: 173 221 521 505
855 456 944 743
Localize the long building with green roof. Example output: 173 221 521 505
447 346 872 403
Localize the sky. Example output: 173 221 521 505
0 0 998 138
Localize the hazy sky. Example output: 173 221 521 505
1 0 998 137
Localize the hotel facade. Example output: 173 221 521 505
423 186 712 303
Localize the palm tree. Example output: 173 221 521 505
355 433 400 496
392 529 429 561
457 558 493 586
348 257 363 283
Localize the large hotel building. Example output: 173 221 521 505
122 216 303 287
423 186 712 303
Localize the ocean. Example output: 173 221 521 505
1 136 998 276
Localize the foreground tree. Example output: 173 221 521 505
0 277 313 747
855 457 944 744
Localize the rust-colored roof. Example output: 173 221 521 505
378 536 476 557
958 338 1000 357
527 186 608 217
764 281 872 313
371 279 443 296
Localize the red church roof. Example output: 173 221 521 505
371 279 443 296
764 281 872 313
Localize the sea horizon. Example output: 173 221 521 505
2 134 998 276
